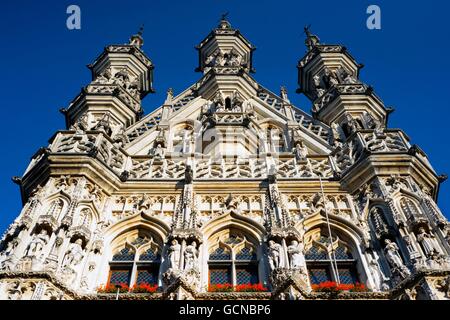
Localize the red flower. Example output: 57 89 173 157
311 281 367 293
130 283 158 293
208 283 267 292
97 282 158 294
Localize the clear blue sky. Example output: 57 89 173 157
0 0 449 233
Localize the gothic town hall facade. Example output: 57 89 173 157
1 19 449 300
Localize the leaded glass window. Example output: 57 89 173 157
208 235 260 288
236 247 257 261
305 245 328 260
209 247 232 260
109 269 132 285
337 267 359 284
136 267 159 285
308 267 332 285
236 266 258 285
305 233 360 286
209 267 232 285
108 236 161 289
139 248 160 261
112 247 135 261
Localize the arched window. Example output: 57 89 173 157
400 198 421 219
225 97 232 110
108 232 161 287
369 206 390 238
75 208 92 228
46 199 64 219
208 232 259 287
305 231 360 285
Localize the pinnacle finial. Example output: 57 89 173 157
221 12 229 21
129 24 144 48
218 12 231 29
304 24 320 51
138 24 144 36
165 88 174 104
280 86 290 103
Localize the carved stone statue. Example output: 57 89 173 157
293 141 308 161
323 68 339 89
287 240 306 269
337 66 358 84
331 123 344 146
2 239 18 258
185 165 194 184
184 241 198 271
402 235 417 256
313 75 326 98
268 240 283 270
416 227 439 257
384 239 410 277
368 258 387 291
152 143 165 158
168 239 181 270
25 230 49 257
62 239 84 268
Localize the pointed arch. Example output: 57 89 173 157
104 217 167 289
201 211 265 243
302 210 366 244
302 216 369 286
205 222 262 288
105 212 170 247
41 191 71 221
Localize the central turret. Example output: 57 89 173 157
195 15 256 75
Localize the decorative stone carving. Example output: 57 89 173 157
168 239 181 270
183 241 199 271
268 240 284 270
25 230 49 258
416 227 440 258
287 240 306 269
293 140 308 162
384 239 410 280
62 239 84 269
151 143 165 159
436 276 450 299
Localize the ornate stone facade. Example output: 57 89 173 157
1 21 449 300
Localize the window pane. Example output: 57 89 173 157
305 245 328 260
209 247 231 260
338 266 358 284
209 267 232 285
224 235 242 245
112 247 135 261
236 247 256 261
236 266 258 285
136 267 158 285
334 246 353 260
308 267 332 284
109 269 132 285
139 248 160 262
